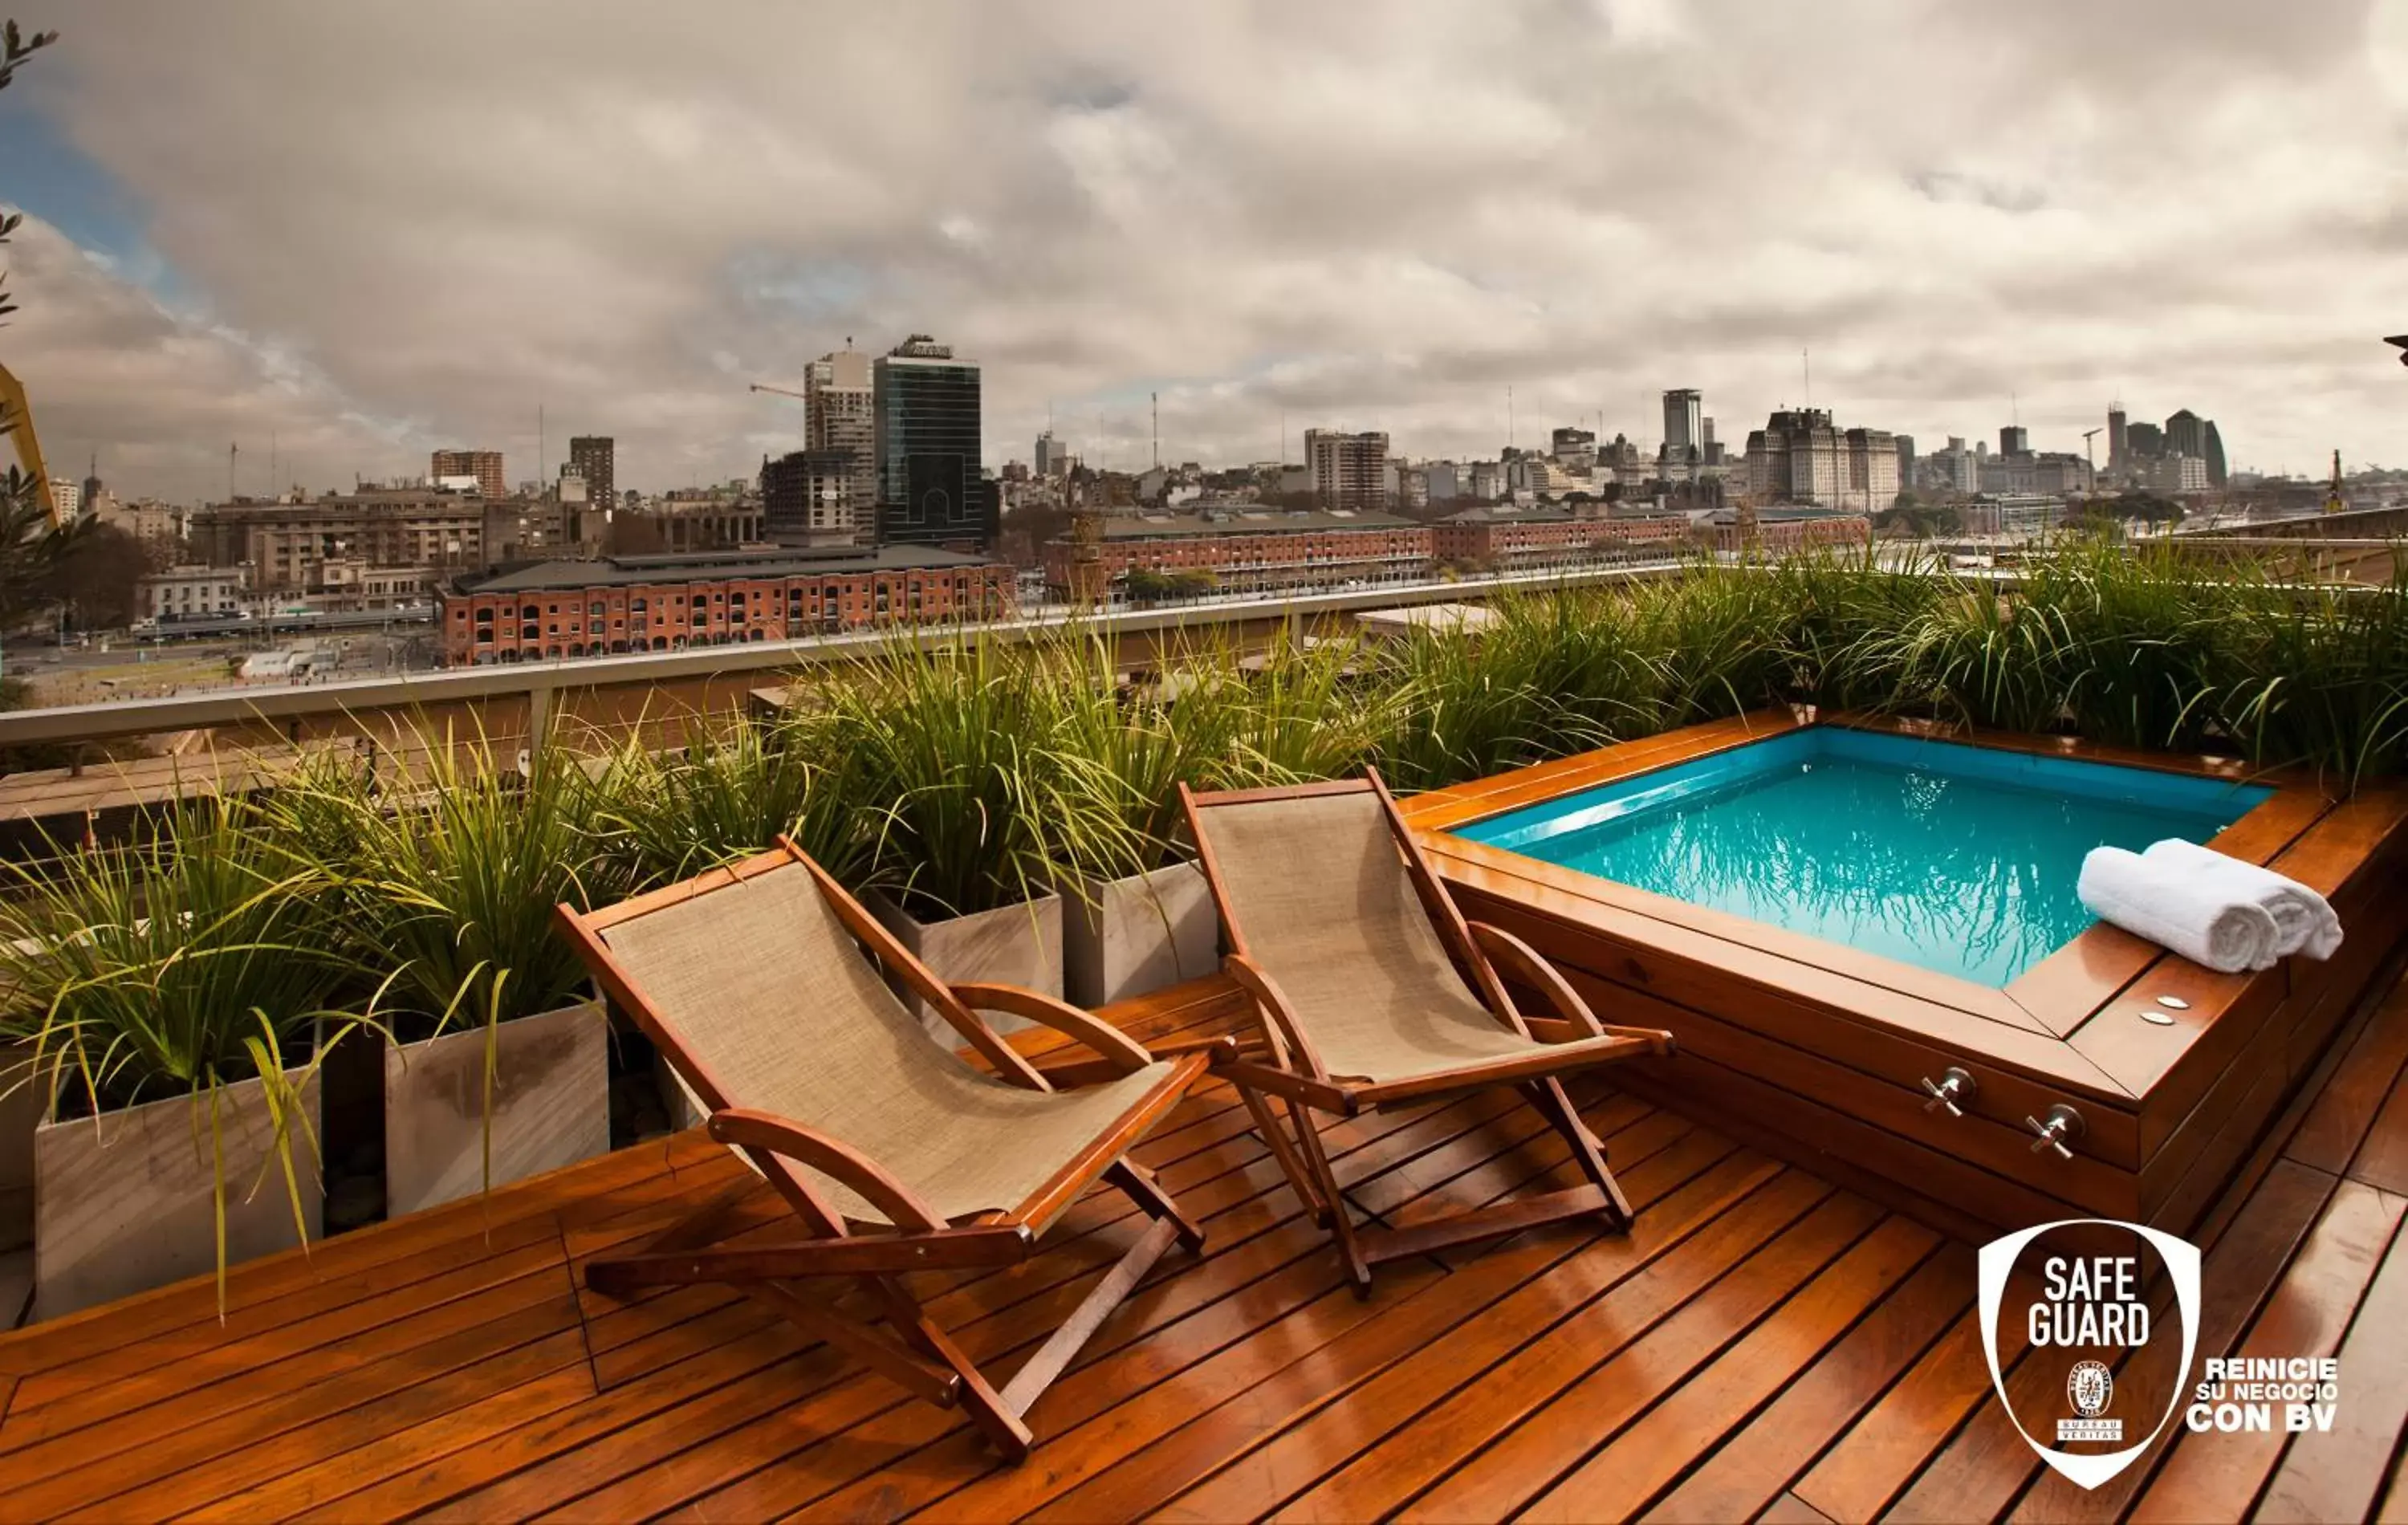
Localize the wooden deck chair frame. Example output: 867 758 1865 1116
555 836 1221 1461
1181 771 1674 1295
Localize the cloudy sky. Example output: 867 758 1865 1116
2 0 2405 502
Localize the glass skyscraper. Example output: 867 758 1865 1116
872 335 991 548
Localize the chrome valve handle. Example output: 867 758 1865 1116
2024 1104 2085 1160
1920 1067 1977 1117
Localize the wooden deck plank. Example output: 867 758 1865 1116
462 1090 1614 1523
1393 1191 1889 1522
304 1082 1571 1522
1881 1158 2335 1523
1520 1216 1944 1522
1041 1132 1762 1524
1640 1246 1974 1525
2 956 2406 1524
757 1103 1652 1524
2254 1201 2408 1523
2119 1181 2405 1524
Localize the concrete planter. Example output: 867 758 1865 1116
1063 860 1219 1007
865 889 1064 1042
33 1067 322 1320
383 998 609 1218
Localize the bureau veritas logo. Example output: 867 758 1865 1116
1978 1218 2201 1490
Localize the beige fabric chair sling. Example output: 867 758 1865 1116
556 836 1216 1461
1182 772 1674 1295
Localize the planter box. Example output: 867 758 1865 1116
865 890 1064 1043
1 1043 40 1253
384 999 609 1218
34 1067 322 1320
1063 861 1219 1007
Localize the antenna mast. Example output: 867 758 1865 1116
1151 391 1159 470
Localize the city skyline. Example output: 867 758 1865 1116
3 2 2404 502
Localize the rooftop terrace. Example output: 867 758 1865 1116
3 959 2403 1522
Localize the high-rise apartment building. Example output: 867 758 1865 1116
567 437 615 510
430 449 506 499
762 449 861 547
873 335 990 548
2107 404 2129 473
1304 429 1390 510
805 348 877 534
1034 429 1070 479
1662 389 1703 458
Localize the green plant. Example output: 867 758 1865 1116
0 797 373 1306
325 724 619 1037
823 632 1134 917
589 709 872 889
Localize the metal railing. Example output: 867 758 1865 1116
0 559 1690 751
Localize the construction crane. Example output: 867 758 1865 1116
749 382 809 405
0 360 63 524
2081 427 2103 495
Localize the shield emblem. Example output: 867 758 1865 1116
1976 1218 2201 1490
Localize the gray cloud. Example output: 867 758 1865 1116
5 0 2406 501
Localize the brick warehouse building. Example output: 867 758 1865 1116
441 546 1015 665
1430 504 1693 571
1039 508 1431 600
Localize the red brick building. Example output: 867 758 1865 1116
440 547 1014 665
1704 509 1873 555
1430 505 1692 571
1040 509 1432 599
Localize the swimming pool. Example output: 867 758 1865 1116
1450 726 2272 986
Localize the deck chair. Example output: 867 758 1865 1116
555 837 1217 1461
1181 772 1674 1295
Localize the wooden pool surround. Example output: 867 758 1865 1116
1401 708 2408 1239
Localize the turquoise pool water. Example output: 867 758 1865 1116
1452 727 2272 987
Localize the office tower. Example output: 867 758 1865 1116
1702 417 1722 467
1034 429 1069 478
2203 421 2227 486
1662 389 1703 456
1999 425 2029 458
1895 434 1917 490
762 449 860 547
806 348 877 529
430 449 506 499
873 334 987 547
2164 409 2207 463
2107 404 2129 472
1304 429 1390 510
567 437 614 510
2126 421 2165 459
1550 426 1597 473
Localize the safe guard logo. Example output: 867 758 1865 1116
1976 1219 2201 1490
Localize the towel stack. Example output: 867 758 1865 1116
2076 840 2343 974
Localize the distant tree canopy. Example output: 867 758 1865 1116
1873 502 1962 539
2111 490 2186 525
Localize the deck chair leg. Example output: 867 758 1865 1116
1239 1084 1328 1226
864 1275 1035 1462
1107 1158 1205 1254
1522 1077 1633 1231
1287 1102 1373 1297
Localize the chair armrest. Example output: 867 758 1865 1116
950 982 1153 1076
1222 952 1332 1080
707 1108 947 1231
1466 921 1606 1038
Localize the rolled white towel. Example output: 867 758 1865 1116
2077 845 2283 974
2141 838 2341 962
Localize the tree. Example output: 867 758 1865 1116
37 523 154 628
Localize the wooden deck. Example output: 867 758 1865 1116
2 963 2405 1521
